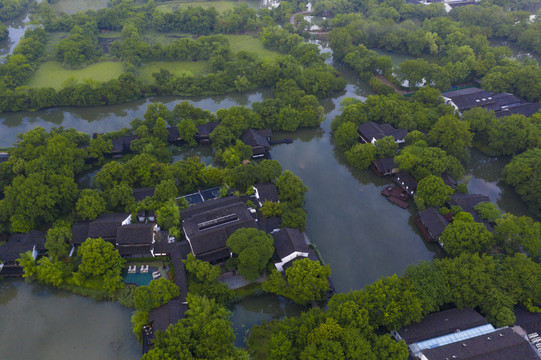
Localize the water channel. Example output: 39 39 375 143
0 5 538 358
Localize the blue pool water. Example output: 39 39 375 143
123 267 157 286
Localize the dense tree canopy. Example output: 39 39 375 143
226 228 274 281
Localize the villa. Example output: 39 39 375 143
358 122 407 144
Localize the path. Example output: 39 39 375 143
373 73 413 95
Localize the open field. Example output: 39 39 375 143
50 0 109 14
157 0 260 12
225 35 281 61
27 61 125 89
137 61 208 83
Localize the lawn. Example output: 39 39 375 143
157 0 260 13
26 61 125 89
225 35 281 62
50 0 109 14
137 61 208 83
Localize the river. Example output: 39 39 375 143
0 6 537 359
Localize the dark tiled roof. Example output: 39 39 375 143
169 245 188 300
418 207 450 240
87 213 130 240
397 308 488 344
148 298 187 333
258 216 282 233
241 129 272 148
0 230 46 262
253 183 279 203
421 327 539 360
394 171 417 192
133 188 155 202
71 222 90 245
166 127 180 142
281 248 319 271
196 122 219 138
358 122 407 142
272 228 309 260
448 193 490 220
117 245 152 257
495 102 540 118
153 231 174 255
372 158 397 175
514 307 541 335
180 196 257 262
116 224 154 245
111 135 138 153
0 152 9 163
441 173 458 189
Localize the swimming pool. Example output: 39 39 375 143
123 267 157 286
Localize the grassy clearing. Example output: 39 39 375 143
27 61 125 89
138 61 208 83
225 35 281 62
158 0 238 13
50 0 109 15
44 32 68 58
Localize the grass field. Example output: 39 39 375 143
157 0 260 12
225 35 280 62
50 0 109 14
137 61 208 83
27 62 125 89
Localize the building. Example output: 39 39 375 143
441 173 458 190
71 213 131 247
442 88 540 117
447 193 492 229
394 171 417 196
143 298 189 353
0 231 46 277
415 207 450 245
166 127 182 144
179 196 257 263
0 152 9 163
252 183 279 206
115 223 157 257
195 122 219 144
133 188 155 202
371 157 398 177
241 129 272 158
111 135 139 156
392 307 541 360
358 122 407 144
271 228 317 272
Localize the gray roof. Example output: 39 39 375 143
372 157 397 174
421 327 539 360
0 231 46 262
196 122 219 138
394 171 418 192
418 207 450 240
180 196 257 262
241 129 272 148
358 122 407 142
448 193 490 221
272 228 309 260
116 224 154 245
87 213 130 241
133 188 155 202
397 308 488 344
253 183 279 203
148 298 187 333
111 135 138 153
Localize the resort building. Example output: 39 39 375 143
447 193 494 230
392 308 541 360
111 135 139 156
271 228 318 272
71 213 132 246
179 196 257 264
0 231 46 277
241 128 273 158
358 122 407 145
442 87 540 117
116 223 158 257
394 171 417 196
252 183 279 207
195 122 219 144
371 157 399 177
415 207 450 245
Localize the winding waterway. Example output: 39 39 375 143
0 6 538 359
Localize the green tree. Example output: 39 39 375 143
76 189 106 221
153 179 178 206
156 200 180 230
281 205 307 231
333 121 359 152
374 136 398 159
87 135 112 164
177 119 198 147
226 228 274 281
414 175 453 210
344 143 376 170
428 114 473 162
45 221 71 260
134 278 180 312
502 148 541 217
16 251 38 279
76 237 125 292
183 253 232 303
440 218 493 256
494 214 541 258
256 159 282 182
276 170 308 207
131 310 149 343
474 202 501 223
